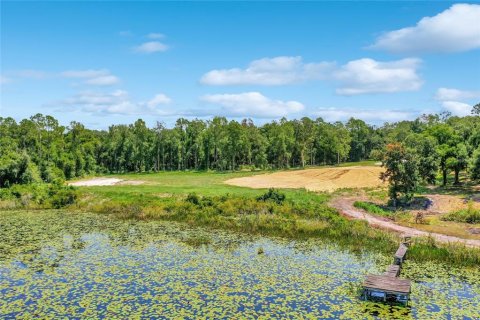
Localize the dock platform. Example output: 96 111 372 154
362 241 411 306
362 275 411 305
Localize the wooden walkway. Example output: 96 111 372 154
362 237 412 305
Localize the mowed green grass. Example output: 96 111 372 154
76 170 330 207
74 161 380 202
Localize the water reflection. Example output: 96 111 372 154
0 211 479 319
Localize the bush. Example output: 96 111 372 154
0 183 78 209
256 188 286 204
48 185 78 209
186 193 201 206
353 201 395 218
441 202 480 224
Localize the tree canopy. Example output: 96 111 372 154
1 113 479 188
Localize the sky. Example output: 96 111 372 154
1 1 480 129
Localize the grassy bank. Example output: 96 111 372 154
77 171 480 266
3 170 480 266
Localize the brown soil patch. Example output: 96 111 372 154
225 166 385 192
427 194 470 214
423 194 480 214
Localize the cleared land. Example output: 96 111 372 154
225 166 385 192
69 178 144 186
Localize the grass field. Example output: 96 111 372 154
60 166 480 266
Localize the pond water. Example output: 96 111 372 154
1 211 479 319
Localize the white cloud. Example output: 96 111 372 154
13 69 49 79
434 87 480 116
440 101 473 117
435 88 480 101
314 107 414 123
61 69 110 78
201 56 423 95
147 33 165 39
147 94 172 108
61 69 120 86
1 76 12 85
333 58 423 95
84 75 120 86
200 56 334 85
57 90 173 115
134 41 169 53
200 92 304 118
370 4 480 54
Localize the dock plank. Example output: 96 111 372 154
384 264 400 277
363 275 411 294
395 244 408 259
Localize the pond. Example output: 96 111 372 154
1 210 479 319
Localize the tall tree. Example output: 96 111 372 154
381 143 420 206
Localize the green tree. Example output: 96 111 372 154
381 143 420 206
470 148 480 180
472 102 480 115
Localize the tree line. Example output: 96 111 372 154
1 112 479 188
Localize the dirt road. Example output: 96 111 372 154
331 197 480 248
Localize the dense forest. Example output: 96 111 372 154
1 112 479 188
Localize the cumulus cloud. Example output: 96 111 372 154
440 101 473 117
1 75 12 85
147 33 165 39
434 87 480 116
435 88 480 101
200 56 334 85
61 69 109 78
13 69 49 79
57 90 173 115
333 58 423 95
147 94 172 108
314 107 414 123
84 75 120 86
201 56 423 95
61 69 120 86
370 4 480 54
134 41 169 53
200 92 304 118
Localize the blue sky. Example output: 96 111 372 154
1 1 479 128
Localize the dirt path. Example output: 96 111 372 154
331 197 480 248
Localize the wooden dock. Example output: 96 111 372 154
394 244 408 265
384 264 400 277
362 238 412 306
363 275 411 304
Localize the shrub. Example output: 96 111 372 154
48 186 78 209
186 193 201 206
0 183 77 209
441 201 480 224
256 188 286 204
353 201 395 218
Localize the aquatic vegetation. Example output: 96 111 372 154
1 210 479 319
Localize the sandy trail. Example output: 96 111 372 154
331 197 480 248
225 166 385 192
